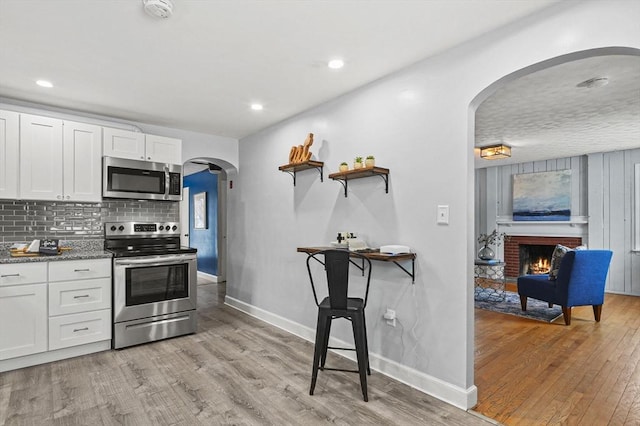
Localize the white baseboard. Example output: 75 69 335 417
0 340 111 373
224 296 477 410
197 271 218 283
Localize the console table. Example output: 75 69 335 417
297 247 416 283
474 260 506 302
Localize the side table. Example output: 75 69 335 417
474 260 506 302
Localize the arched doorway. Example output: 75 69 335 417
470 47 640 421
182 157 235 283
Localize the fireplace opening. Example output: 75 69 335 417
519 244 555 276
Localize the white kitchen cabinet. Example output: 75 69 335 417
0 263 48 361
19 114 64 200
103 127 182 165
103 127 145 161
62 120 102 202
48 258 111 350
144 134 182 164
48 309 111 351
19 115 102 202
0 110 19 199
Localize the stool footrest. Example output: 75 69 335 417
322 367 360 374
327 346 355 351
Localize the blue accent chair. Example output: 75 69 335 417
517 250 613 325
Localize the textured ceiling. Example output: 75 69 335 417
475 54 640 168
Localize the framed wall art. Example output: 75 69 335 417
194 191 207 229
512 170 571 221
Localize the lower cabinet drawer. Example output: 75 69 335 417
49 278 111 316
49 309 111 350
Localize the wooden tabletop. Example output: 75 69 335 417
297 246 415 262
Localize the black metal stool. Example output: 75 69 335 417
306 249 372 401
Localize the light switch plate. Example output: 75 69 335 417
437 205 449 225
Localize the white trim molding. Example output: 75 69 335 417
635 164 640 252
224 296 478 410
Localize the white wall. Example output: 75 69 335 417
227 0 640 410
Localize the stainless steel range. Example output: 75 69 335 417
105 222 197 349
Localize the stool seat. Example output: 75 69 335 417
306 249 372 402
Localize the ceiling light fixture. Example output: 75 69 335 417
480 144 511 160
36 80 53 88
250 103 263 111
576 77 609 89
328 59 344 69
143 0 174 19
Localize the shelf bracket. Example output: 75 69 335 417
283 170 297 186
392 258 415 283
337 179 348 197
315 165 324 182
378 174 389 193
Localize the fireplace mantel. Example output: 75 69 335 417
495 216 588 239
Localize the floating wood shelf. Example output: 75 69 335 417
298 246 416 283
278 160 324 186
328 166 389 197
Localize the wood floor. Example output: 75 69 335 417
474 292 640 425
0 281 492 426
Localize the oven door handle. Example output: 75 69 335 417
115 256 195 266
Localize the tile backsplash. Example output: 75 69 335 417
0 199 179 243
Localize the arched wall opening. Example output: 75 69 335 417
182 157 238 283
467 45 640 413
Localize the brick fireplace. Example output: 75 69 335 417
504 235 582 278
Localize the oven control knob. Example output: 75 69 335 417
159 225 164 231
118 225 124 231
172 225 178 231
110 225 116 232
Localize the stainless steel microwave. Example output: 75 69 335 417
103 157 182 201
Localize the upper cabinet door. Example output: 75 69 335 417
19 114 64 201
0 110 19 199
103 127 145 161
145 134 182 164
63 121 103 202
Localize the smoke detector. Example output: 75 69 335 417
143 0 174 19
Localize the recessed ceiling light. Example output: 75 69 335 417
577 77 609 88
250 103 263 111
328 59 344 69
36 80 53 88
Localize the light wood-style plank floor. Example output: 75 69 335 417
474 292 640 425
0 281 492 426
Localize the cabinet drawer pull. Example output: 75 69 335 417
73 327 89 332
0 273 20 277
73 294 90 299
74 268 91 272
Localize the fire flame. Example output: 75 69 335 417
530 257 551 275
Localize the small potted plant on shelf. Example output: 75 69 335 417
477 229 510 260
365 155 375 168
339 162 349 172
354 156 364 169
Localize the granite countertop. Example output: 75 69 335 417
0 240 112 264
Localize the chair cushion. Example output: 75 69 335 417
549 244 571 281
518 274 558 304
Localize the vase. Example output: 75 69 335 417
353 162 363 169
365 158 375 168
339 164 349 172
478 245 495 260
